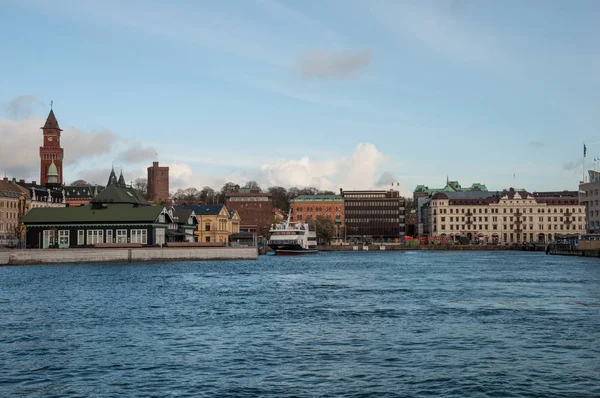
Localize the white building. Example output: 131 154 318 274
424 188 585 244
579 170 600 233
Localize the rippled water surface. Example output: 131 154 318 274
1 251 600 397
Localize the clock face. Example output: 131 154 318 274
48 136 53 142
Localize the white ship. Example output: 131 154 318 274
268 210 318 255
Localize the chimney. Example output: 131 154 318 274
32 181 36 185
2 177 7 182
19 179 25 183
12 178 16 182
153 161 159 167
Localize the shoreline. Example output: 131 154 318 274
0 246 258 266
317 244 544 252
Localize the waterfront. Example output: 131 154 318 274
1 251 599 397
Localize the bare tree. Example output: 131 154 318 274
133 178 148 198
243 180 261 190
70 179 89 187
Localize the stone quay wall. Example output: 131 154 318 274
0 247 257 266
318 244 542 252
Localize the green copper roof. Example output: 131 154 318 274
289 195 343 202
47 160 59 177
414 181 488 194
22 203 163 224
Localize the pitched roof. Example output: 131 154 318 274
63 185 105 199
91 184 148 205
0 181 25 199
172 208 195 224
117 172 126 187
107 168 118 186
42 109 62 131
22 203 163 224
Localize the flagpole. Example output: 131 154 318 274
582 141 584 183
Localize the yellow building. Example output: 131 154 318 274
189 204 240 244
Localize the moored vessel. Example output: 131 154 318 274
268 210 317 255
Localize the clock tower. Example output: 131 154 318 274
39 109 64 186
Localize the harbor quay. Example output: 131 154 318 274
0 246 257 266
317 244 543 252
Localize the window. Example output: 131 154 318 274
106 230 113 244
131 229 147 244
86 230 104 245
116 229 127 243
205 222 211 231
58 230 69 247
205 236 210 243
78 230 85 245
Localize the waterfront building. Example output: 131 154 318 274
39 109 64 186
21 171 176 249
178 204 241 244
342 189 406 242
225 186 272 236
288 194 345 239
167 207 198 242
0 180 24 245
147 161 169 203
424 188 585 244
414 179 488 234
579 170 600 233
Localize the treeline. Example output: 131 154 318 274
171 180 336 212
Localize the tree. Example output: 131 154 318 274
70 179 89 187
243 180 261 190
133 178 148 198
199 186 216 204
219 182 238 204
268 186 289 211
298 186 319 196
315 215 335 245
318 190 336 195
172 187 201 203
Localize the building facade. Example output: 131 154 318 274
147 161 169 203
424 188 586 244
39 109 64 186
179 204 241 244
225 186 272 236
289 194 345 238
579 170 600 233
22 173 174 249
0 180 24 245
342 189 406 242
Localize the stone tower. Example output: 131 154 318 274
147 161 169 202
39 109 64 186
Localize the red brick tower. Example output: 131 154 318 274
39 109 64 186
147 161 169 202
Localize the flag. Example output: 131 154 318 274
584 144 587 158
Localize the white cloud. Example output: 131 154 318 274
0 115 115 179
295 48 372 79
255 142 409 194
117 146 158 163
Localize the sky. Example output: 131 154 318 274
1 0 599 196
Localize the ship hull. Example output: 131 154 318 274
268 243 318 255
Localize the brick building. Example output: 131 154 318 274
288 194 345 239
225 186 272 236
147 161 169 202
39 109 64 186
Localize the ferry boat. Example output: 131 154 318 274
268 211 318 255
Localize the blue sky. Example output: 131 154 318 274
1 0 599 194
